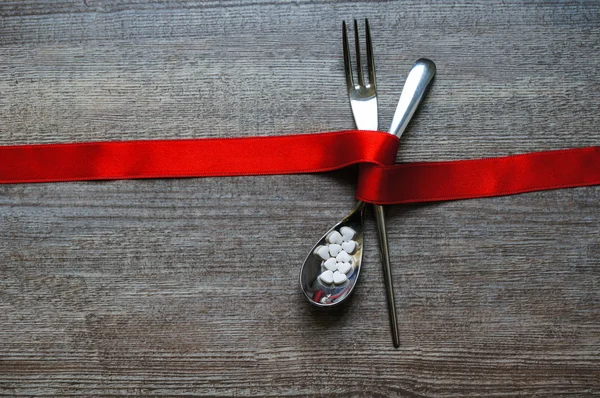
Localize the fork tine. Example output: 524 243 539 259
365 18 376 87
342 21 354 89
354 19 365 87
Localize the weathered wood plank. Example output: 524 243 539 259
1 1 599 396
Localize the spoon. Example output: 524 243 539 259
300 58 437 307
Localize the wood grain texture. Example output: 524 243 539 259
1 1 599 396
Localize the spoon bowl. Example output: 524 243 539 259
300 201 366 306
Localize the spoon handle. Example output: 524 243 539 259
376 58 436 348
388 58 436 138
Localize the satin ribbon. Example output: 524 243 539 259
0 130 598 204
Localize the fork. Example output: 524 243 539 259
343 19 400 347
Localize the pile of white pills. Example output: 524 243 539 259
313 226 358 286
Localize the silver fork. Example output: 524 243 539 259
343 19 400 347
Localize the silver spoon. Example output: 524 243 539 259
300 59 436 307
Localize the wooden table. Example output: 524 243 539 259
1 1 599 396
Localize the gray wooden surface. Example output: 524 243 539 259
1 1 599 396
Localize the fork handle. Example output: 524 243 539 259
374 203 400 347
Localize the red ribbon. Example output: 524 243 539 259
358 146 600 204
0 130 598 204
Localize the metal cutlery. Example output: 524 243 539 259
343 19 436 347
300 19 436 348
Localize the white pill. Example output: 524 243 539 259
337 261 352 275
328 244 342 257
340 226 356 241
318 270 334 285
314 245 331 260
336 250 351 263
326 230 343 244
333 271 347 285
323 258 337 271
341 240 357 254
